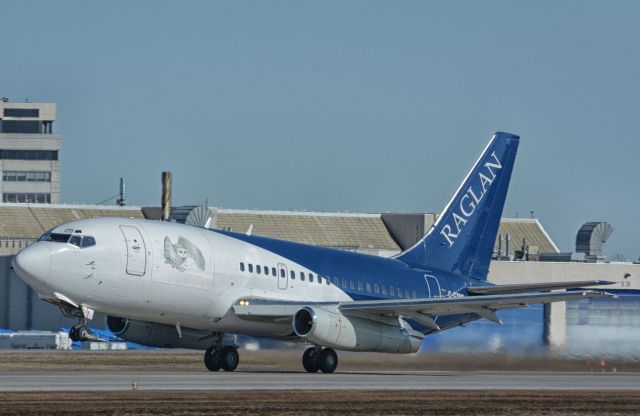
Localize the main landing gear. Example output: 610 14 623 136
302 346 338 373
204 333 239 372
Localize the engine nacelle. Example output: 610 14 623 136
106 316 214 350
292 306 422 353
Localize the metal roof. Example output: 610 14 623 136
212 209 400 251
495 218 559 255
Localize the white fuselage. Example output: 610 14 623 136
15 217 351 337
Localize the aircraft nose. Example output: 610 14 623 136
13 243 51 284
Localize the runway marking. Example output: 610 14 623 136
1 371 639 391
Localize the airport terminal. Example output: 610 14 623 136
1 102 639 359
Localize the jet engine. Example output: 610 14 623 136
292 306 422 353
106 316 214 349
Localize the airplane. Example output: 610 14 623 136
12 131 614 373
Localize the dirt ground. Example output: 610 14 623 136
0 350 638 373
1 390 639 416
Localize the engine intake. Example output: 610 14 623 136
292 306 421 353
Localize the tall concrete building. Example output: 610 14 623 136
0 100 60 204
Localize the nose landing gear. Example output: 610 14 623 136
204 333 239 372
302 346 338 373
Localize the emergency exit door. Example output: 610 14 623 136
120 225 147 276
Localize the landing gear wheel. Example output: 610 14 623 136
69 325 91 342
68 326 79 342
221 346 239 372
319 348 338 373
204 346 222 372
302 347 321 373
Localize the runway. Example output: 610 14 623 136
1 371 639 391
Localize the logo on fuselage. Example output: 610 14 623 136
439 151 503 247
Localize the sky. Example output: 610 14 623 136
2 1 639 259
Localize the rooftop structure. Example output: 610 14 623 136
0 101 60 204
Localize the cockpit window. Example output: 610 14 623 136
81 236 96 248
44 232 96 248
37 229 53 242
69 235 82 247
47 233 71 243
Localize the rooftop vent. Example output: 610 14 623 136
575 222 613 261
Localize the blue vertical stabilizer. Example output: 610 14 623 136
396 132 520 280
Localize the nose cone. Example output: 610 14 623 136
13 243 51 285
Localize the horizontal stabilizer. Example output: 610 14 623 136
467 280 615 296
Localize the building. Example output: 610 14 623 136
0 101 60 204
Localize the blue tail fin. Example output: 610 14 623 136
396 132 520 280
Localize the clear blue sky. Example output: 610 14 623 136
2 1 639 259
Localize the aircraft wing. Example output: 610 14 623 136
232 290 614 329
337 290 614 328
466 280 614 295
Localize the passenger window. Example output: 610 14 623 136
357 281 363 291
342 279 347 289
398 288 403 298
240 263 245 272
366 283 372 293
272 267 276 276
413 290 417 298
69 235 82 247
350 280 355 290
374 284 379 294
309 274 314 283
406 289 411 298
317 276 322 284
81 236 96 248
382 286 387 295
280 268 285 278
290 270 295 280
256 265 261 274
326 277 330 285
300 272 305 281
264 266 269 275
248 264 253 273
390 286 395 296
332 277 338 285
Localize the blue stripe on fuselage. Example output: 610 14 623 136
210 228 488 331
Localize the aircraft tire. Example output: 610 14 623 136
204 346 221 372
221 346 239 372
319 348 338 373
302 347 320 373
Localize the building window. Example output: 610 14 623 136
3 108 39 117
3 171 51 182
0 150 58 160
0 120 42 134
2 193 51 203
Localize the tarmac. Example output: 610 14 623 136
1 370 639 391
